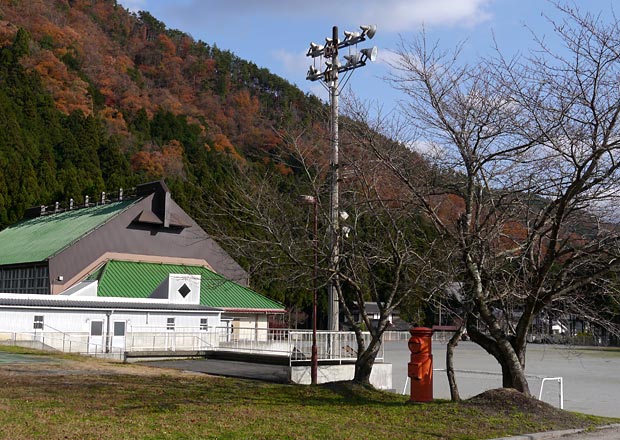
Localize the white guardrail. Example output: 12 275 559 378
0 327 384 365
0 331 125 360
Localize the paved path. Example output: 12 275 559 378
495 425 620 439
558 426 620 439
384 340 620 418
140 358 291 383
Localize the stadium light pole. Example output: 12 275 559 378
306 24 377 332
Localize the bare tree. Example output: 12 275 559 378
334 131 446 383
363 4 620 395
200 120 444 385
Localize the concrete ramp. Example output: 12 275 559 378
138 356 393 390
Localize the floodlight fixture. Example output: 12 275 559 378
307 42 325 57
360 24 377 39
342 225 352 239
306 65 322 81
344 53 360 67
360 46 378 62
343 30 360 42
326 58 341 70
300 194 317 204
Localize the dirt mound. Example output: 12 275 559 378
466 388 583 426
468 388 551 411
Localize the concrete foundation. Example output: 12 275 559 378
291 363 393 390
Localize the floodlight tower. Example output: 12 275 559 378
306 24 378 332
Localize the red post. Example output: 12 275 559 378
407 327 433 402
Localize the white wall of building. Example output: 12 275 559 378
226 313 269 341
0 293 222 354
0 306 220 335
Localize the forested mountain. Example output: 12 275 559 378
0 0 328 227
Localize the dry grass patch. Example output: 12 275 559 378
0 347 615 439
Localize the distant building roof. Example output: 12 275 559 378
88 260 285 313
0 200 137 265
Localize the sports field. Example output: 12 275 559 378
386 340 620 417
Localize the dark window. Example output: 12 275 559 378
33 315 44 330
90 321 103 336
113 322 125 337
200 318 208 331
0 265 49 294
167 318 175 331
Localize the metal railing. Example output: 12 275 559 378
0 331 124 360
288 330 384 365
0 327 384 365
127 327 383 364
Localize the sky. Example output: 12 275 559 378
116 0 617 111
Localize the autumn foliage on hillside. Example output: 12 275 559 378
0 0 333 226
0 0 325 181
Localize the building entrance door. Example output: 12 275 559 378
88 320 104 353
111 321 126 351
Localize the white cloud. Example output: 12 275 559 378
360 0 493 32
272 49 308 75
407 140 446 160
375 48 401 67
119 0 147 13
132 0 494 34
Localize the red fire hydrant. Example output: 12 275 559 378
408 327 433 402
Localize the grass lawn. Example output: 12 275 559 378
0 346 615 439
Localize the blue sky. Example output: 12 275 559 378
117 0 616 110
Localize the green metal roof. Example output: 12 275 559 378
0 200 137 265
90 260 284 311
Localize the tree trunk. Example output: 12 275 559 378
446 324 467 401
497 339 530 394
353 339 381 385
467 320 531 395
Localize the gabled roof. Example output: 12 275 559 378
88 260 285 312
0 200 137 265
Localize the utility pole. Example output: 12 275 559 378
306 24 377 332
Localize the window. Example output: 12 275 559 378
167 318 175 331
0 265 49 294
200 318 208 331
33 315 44 330
90 321 103 336
113 321 125 337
